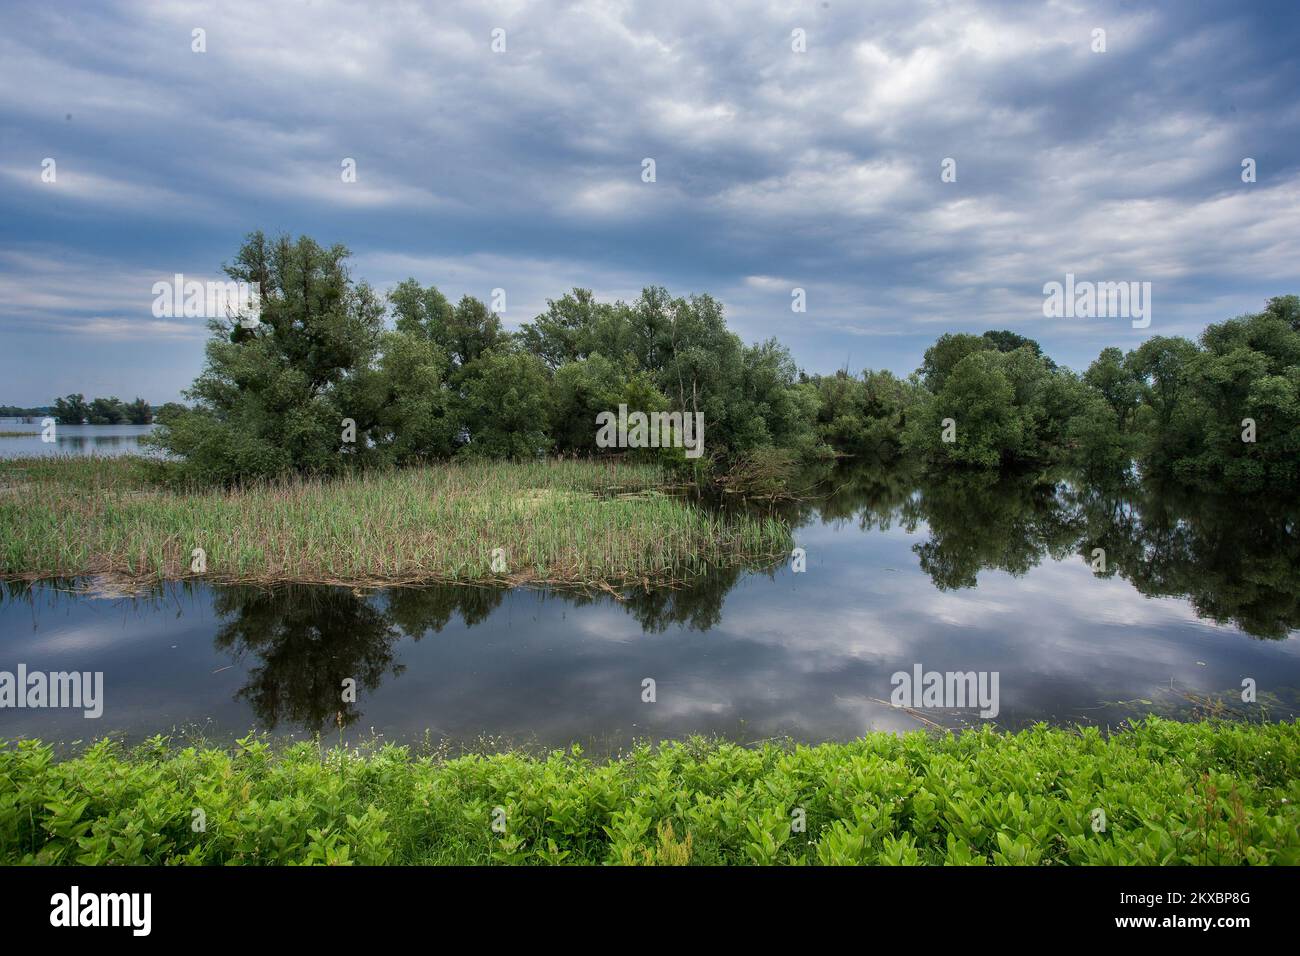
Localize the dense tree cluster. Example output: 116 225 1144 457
825 299 1300 490
51 394 152 425
151 233 817 483
150 232 1299 492
1106 296 1300 489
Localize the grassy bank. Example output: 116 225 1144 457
0 456 790 587
1 718 1295 865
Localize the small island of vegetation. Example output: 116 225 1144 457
1 231 1296 589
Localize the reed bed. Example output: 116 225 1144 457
0 456 791 587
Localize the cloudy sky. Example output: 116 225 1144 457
2 0 1297 405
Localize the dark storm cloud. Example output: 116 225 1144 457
1 0 1297 403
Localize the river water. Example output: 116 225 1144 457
1 464 1297 751
0 421 155 459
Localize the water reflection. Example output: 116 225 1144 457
1 465 1297 746
778 464 1300 639
1066 479 1300 640
212 586 406 731
0 423 156 459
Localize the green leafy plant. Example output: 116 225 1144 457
1 718 1294 866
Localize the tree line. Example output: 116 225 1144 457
150 231 1300 491
51 395 154 425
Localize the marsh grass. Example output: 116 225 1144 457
0 456 791 587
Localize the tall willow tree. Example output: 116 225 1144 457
147 232 385 483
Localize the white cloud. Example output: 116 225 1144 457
0 0 1296 373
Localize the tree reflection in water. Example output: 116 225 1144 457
5 463 1293 735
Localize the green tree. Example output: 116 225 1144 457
906 350 1023 467
388 279 457 356
364 331 458 464
548 354 670 456
982 329 1056 369
122 397 153 424
446 295 505 369
1065 387 1130 474
456 348 551 459
1083 347 1141 429
520 288 610 370
1126 336 1197 430
810 369 918 459
87 397 126 424
388 283 510 448
154 402 188 422
1263 293 1300 332
146 232 385 483
52 394 88 425
919 333 994 392
1170 309 1300 488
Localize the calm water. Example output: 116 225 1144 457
0 420 156 459
2 465 1297 751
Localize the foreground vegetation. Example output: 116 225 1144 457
1 718 1294 865
0 456 789 587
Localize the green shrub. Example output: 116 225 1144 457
1 718 1294 865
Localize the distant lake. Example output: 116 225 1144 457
0 420 156 459
1 463 1297 752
